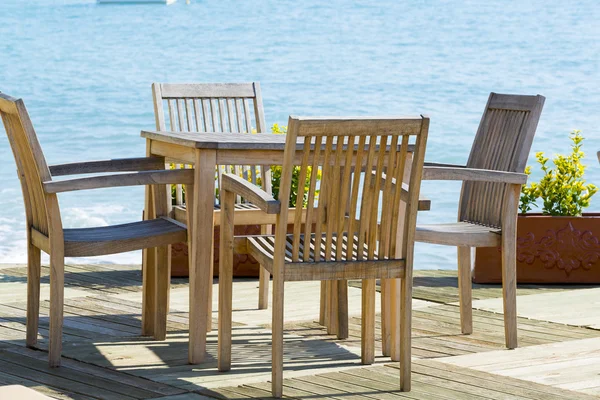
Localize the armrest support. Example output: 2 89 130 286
43 169 194 194
373 172 431 211
49 157 166 176
422 166 527 184
221 173 281 214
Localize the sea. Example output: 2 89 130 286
0 0 598 268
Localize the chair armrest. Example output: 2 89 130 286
221 173 281 214
373 173 431 211
49 157 166 176
424 162 467 168
43 169 194 194
422 166 527 184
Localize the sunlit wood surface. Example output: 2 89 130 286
0 263 598 399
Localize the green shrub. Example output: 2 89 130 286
520 130 597 216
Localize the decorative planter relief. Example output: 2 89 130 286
474 214 600 284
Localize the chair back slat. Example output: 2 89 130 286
152 82 270 206
280 116 429 264
335 135 356 261
302 135 323 262
346 135 367 259
459 93 545 228
378 134 399 257
390 135 410 258
0 94 55 236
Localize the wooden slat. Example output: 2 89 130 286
168 100 177 131
303 136 322 262
368 135 387 259
336 136 355 261
346 135 367 257
292 136 312 261
243 99 252 133
356 135 377 261
389 135 409 258
324 135 345 261
210 99 219 132
379 134 399 258
313 135 334 262
201 99 211 131
159 82 257 98
218 99 227 133
176 99 186 131
193 99 202 131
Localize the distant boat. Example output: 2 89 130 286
97 0 177 4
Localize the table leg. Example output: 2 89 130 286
188 149 216 364
142 140 156 337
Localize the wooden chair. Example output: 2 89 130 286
151 82 274 313
414 93 545 349
0 93 193 367
218 116 430 397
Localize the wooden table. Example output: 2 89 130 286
140 129 429 364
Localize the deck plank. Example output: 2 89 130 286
1 264 599 400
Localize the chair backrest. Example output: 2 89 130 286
0 93 55 236
277 116 429 264
152 82 270 205
459 93 545 228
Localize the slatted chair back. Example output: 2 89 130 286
152 82 270 205
0 93 57 237
277 116 429 265
459 93 545 228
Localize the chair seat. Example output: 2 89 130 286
246 234 405 281
415 221 501 247
64 217 187 257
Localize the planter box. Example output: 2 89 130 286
474 213 600 284
171 224 262 278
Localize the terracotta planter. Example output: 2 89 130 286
474 213 600 284
171 224 263 278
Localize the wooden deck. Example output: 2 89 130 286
0 263 599 399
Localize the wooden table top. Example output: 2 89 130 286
141 130 416 152
141 130 290 150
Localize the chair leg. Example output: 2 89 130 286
258 266 269 310
258 224 271 310
390 278 401 362
323 281 331 330
457 246 473 335
48 252 64 367
319 281 326 325
328 281 338 335
272 276 285 398
218 189 235 372
361 279 375 365
154 245 170 341
142 186 156 337
399 276 412 391
381 279 391 357
502 232 518 349
337 280 348 340
26 243 41 348
207 243 214 333
502 184 519 349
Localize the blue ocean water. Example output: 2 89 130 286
0 0 598 267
